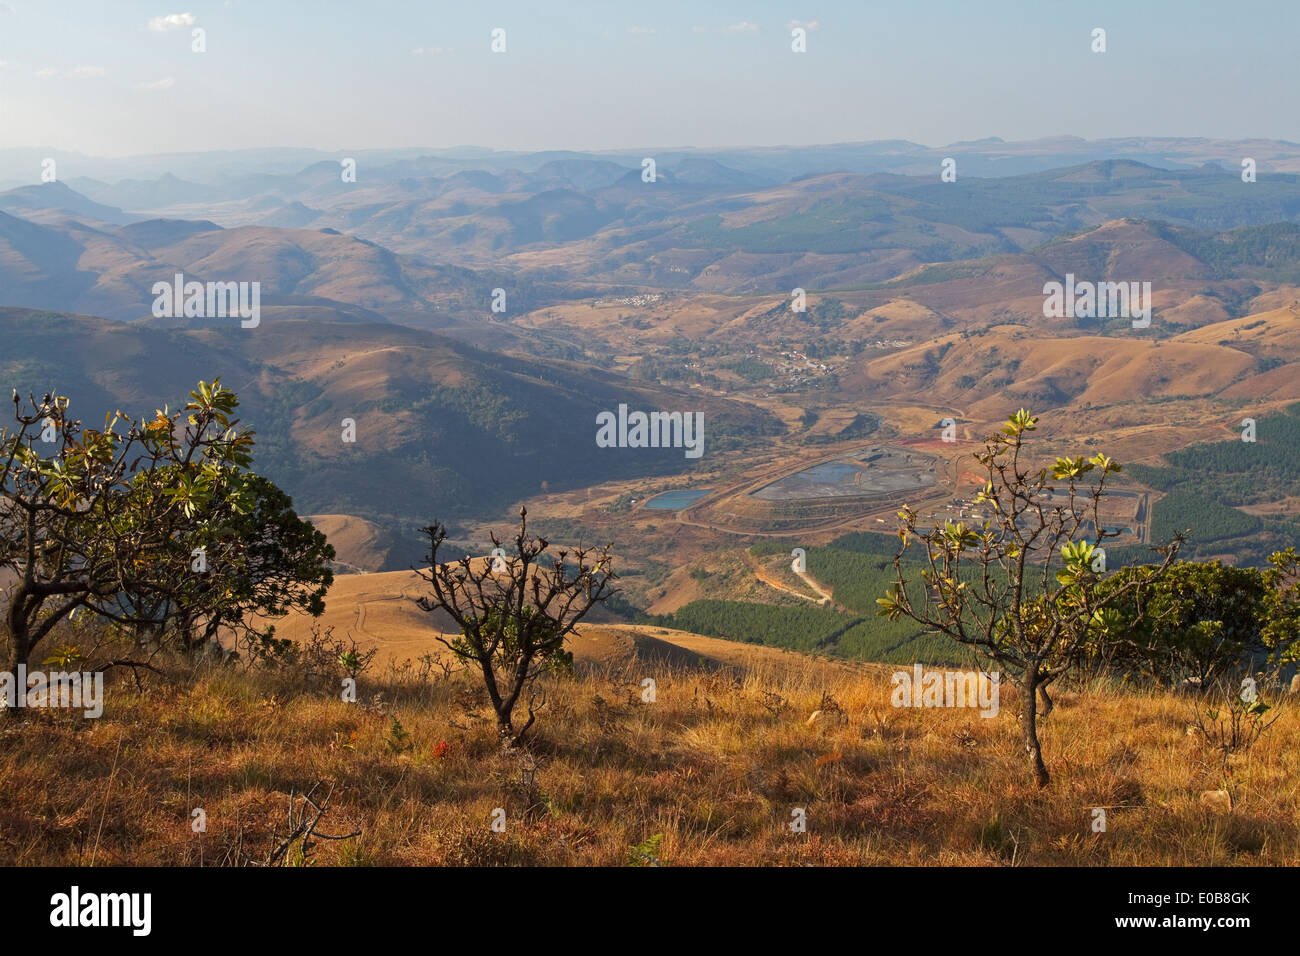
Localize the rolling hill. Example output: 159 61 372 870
0 203 500 322
0 307 783 533
10 154 1298 296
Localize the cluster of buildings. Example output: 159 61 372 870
594 293 667 308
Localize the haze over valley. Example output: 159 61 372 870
4 139 1299 619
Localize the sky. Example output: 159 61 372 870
1 0 1298 156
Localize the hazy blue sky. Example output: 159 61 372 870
1 0 1297 155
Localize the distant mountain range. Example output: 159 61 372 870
3 141 1299 551
0 199 556 338
5 136 1300 190
4 155 1300 309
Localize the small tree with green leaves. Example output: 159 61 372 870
1087 551 1300 690
1 380 333 676
150 472 335 664
1088 560 1268 686
1 381 252 672
416 507 616 746
1260 547 1300 672
877 410 1182 787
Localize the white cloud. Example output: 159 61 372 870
787 19 820 32
693 23 760 35
411 46 447 56
0 3 14 14
135 76 175 91
148 12 196 32
36 65 106 79
626 26 656 36
0 59 14 71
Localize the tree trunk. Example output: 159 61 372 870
479 659 515 743
1037 682 1054 718
1022 674 1050 788
3 599 32 722
4 594 32 676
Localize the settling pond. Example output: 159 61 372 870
644 489 713 510
752 450 937 502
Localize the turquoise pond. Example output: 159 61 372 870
644 489 712 510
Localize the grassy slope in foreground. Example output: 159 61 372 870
1 626 1294 865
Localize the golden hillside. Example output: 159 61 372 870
2 634 1293 866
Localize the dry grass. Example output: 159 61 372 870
1 650 1297 866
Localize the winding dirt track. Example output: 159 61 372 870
741 551 847 612
793 568 835 603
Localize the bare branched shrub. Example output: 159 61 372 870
1189 676 1283 796
416 506 616 746
284 623 377 689
221 781 360 867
